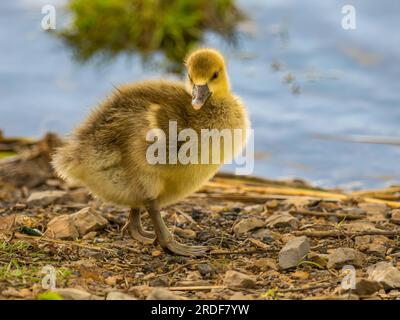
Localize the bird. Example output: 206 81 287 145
52 48 250 256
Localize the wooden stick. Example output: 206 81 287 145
191 193 342 203
291 209 364 220
168 285 226 291
293 229 400 238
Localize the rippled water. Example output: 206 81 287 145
1 0 399 189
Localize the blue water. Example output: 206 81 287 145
1 0 399 189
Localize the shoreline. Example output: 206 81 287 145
1 131 400 300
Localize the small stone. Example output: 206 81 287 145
45 215 79 239
229 292 253 300
54 288 99 300
106 291 136 300
149 277 168 287
327 248 365 269
129 285 151 299
27 191 67 207
243 205 265 215
344 221 380 233
358 203 389 215
353 278 382 296
391 209 400 225
2 287 32 298
105 275 123 286
174 227 196 239
306 252 328 268
354 235 390 257
197 263 215 276
253 257 278 271
224 270 256 289
71 207 108 236
278 236 310 270
233 217 265 235
82 231 97 240
367 262 400 290
291 270 309 280
251 228 274 243
13 203 27 210
146 288 185 300
0 215 17 234
151 250 162 257
265 212 298 229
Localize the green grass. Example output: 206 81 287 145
37 291 63 300
57 0 243 72
0 151 17 159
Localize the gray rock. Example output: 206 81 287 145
354 235 390 257
265 212 298 229
27 191 67 207
367 262 400 290
224 270 256 289
146 288 185 300
45 207 108 239
353 278 382 296
71 207 108 236
278 236 310 269
45 215 79 239
106 291 137 300
233 217 265 235
391 209 400 225
344 221 380 233
358 203 389 215
327 248 365 269
197 263 215 276
251 228 274 242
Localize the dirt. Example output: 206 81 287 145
0 132 400 300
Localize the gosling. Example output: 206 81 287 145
52 48 250 256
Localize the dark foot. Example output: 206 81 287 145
145 199 209 256
163 239 208 256
122 208 155 244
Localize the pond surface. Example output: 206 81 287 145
1 0 399 189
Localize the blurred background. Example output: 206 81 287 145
0 0 399 190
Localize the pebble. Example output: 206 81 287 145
71 207 108 236
265 212 298 229
224 270 256 289
26 190 67 207
251 228 274 243
146 288 185 300
106 291 137 300
278 236 310 270
353 278 382 296
233 217 265 235
45 207 108 239
354 235 390 257
391 209 400 225
197 263 215 276
367 262 400 290
327 248 365 269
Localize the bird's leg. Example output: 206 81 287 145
145 199 208 256
122 208 155 244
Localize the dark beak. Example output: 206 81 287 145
192 84 211 110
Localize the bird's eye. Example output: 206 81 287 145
211 71 219 80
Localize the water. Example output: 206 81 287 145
1 0 399 189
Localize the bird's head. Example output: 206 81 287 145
185 48 230 110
